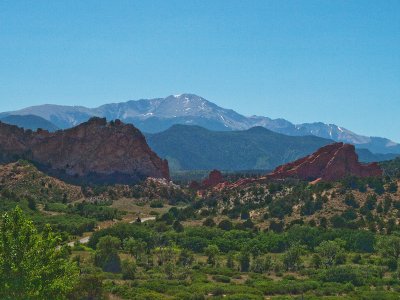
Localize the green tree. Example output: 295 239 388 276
27 197 37 211
238 251 250 272
154 246 177 266
319 217 328 228
164 262 175 280
94 235 121 273
173 220 184 232
121 259 137 280
311 253 322 269
344 193 359 208
123 237 147 262
226 252 235 269
203 217 216 227
330 215 346 228
378 236 400 261
0 207 78 299
383 196 393 213
178 249 194 267
251 255 272 273
364 194 377 210
282 243 304 271
388 182 398 193
205 244 220 266
68 274 105 300
218 219 233 231
315 239 346 268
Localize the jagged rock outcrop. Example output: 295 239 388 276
202 170 224 188
267 142 382 181
0 118 169 184
209 143 383 191
189 169 224 190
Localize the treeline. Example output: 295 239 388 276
84 218 400 299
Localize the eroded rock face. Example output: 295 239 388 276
202 170 224 188
0 118 169 184
189 169 224 190
267 142 382 181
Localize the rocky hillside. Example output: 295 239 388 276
0 118 169 184
268 143 382 181
196 143 383 191
0 160 83 202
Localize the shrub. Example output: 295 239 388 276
121 259 136 280
150 200 164 208
344 193 359 208
212 275 231 283
218 220 233 231
317 265 382 286
203 217 216 227
94 235 121 273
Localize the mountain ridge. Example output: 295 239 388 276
2 93 399 154
0 114 59 132
144 124 394 172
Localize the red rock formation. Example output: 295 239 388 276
267 142 382 181
214 177 260 190
202 170 224 188
0 118 169 184
189 170 224 190
211 143 382 191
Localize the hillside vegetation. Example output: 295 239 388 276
0 157 400 298
146 125 333 171
146 125 398 171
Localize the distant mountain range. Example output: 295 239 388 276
145 125 397 171
1 93 399 155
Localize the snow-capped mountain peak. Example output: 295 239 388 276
2 93 399 154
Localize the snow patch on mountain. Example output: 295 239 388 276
3 93 400 154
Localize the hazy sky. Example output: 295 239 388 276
1 1 399 141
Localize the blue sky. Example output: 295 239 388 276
0 1 399 141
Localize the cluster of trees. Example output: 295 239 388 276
3 203 400 299
0 189 124 238
84 213 400 299
88 218 378 268
67 201 122 221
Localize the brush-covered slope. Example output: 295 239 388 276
380 157 400 178
0 160 83 202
